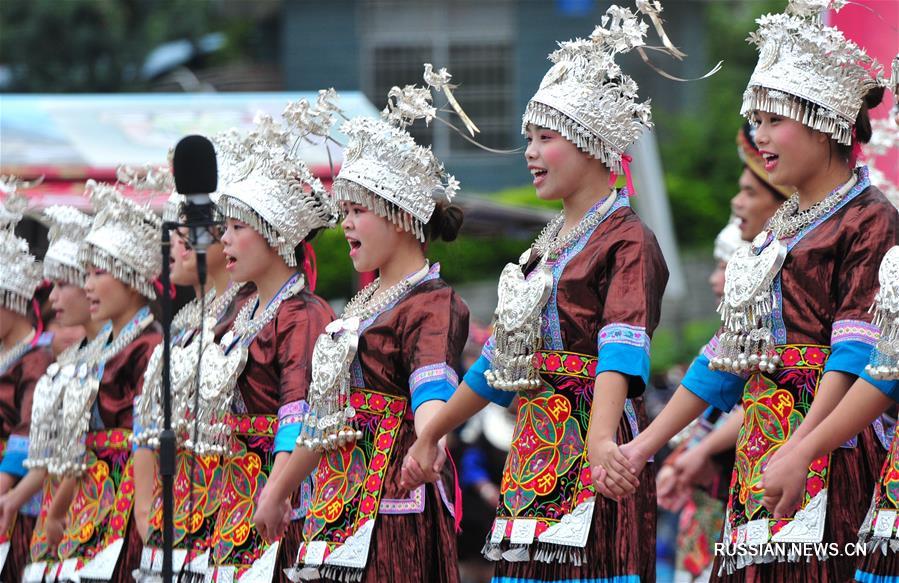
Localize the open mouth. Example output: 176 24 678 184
87 298 100 313
347 237 362 258
225 254 237 270
760 151 779 172
530 167 548 185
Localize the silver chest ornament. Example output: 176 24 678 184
484 257 553 392
25 349 78 471
298 317 362 452
866 246 899 380
710 232 787 374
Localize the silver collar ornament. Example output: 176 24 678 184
741 0 885 146
486 191 617 392
865 246 899 380
132 283 245 449
187 275 305 456
711 173 857 374
298 262 431 452
26 325 110 472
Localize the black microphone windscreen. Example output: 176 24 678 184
173 135 218 195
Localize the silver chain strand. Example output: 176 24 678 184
0 329 36 376
486 191 617 392
711 173 858 375
298 262 431 452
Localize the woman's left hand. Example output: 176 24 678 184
588 438 639 498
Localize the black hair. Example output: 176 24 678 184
424 203 464 242
836 86 885 159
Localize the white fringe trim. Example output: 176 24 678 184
332 179 426 242
216 195 297 267
78 244 157 299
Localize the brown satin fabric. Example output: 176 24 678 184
96 325 162 430
237 290 335 414
775 186 898 344
354 280 469 505
523 204 668 396
0 346 53 439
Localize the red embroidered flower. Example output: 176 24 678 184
110 430 125 446
109 515 125 533
586 360 597 378
532 353 544 369
806 475 825 499
804 347 826 366
350 392 365 409
370 453 387 471
544 353 562 372
93 432 108 449
359 495 377 515
365 474 382 493
376 433 394 450
579 466 592 486
119 480 134 495
380 417 399 431
809 455 827 474
388 400 405 415
780 348 801 367
116 497 131 513
239 417 252 433
254 416 270 434
369 395 387 412
563 355 583 374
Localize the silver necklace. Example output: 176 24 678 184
298 262 431 452
0 330 37 376
171 283 245 335
486 191 617 392
187 274 305 456
712 174 858 375
55 309 152 476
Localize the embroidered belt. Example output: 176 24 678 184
296 388 408 579
721 344 832 573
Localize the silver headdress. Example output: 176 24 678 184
0 182 42 316
741 0 884 146
332 65 468 242
42 205 93 286
521 4 659 174
713 217 749 264
79 179 163 299
211 90 341 267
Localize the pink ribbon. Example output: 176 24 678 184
608 154 637 196
302 242 318 292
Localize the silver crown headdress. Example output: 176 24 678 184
741 0 884 146
79 179 163 299
713 217 749 264
211 89 341 266
522 3 668 174
333 64 473 242
42 205 93 286
0 190 41 316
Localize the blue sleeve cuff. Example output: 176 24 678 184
596 343 650 397
825 340 874 377
860 370 899 402
459 447 490 487
131 414 155 452
0 435 29 477
681 354 745 412
274 421 303 454
411 379 455 412
464 355 515 408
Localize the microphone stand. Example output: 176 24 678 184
159 202 217 582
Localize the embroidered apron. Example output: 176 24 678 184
21 478 60 583
51 429 135 582
483 350 642 563
296 388 407 580
721 345 832 568
858 420 899 553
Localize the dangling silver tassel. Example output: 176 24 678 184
866 247 899 380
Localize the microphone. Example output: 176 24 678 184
172 135 219 286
